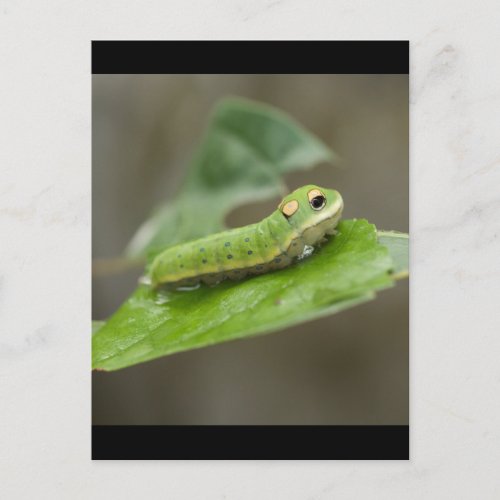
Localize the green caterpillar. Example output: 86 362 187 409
148 184 344 289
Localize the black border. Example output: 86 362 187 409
92 41 409 74
92 40 409 460
92 425 409 460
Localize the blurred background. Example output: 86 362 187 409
92 74 408 425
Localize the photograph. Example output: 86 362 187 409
91 42 409 459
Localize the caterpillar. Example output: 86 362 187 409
148 184 344 289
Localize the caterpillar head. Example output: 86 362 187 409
278 185 344 239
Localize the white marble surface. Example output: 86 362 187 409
1 0 500 498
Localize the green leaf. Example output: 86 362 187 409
92 321 105 335
378 230 409 279
93 218 400 371
125 97 336 259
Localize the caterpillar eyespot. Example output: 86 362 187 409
148 184 344 290
310 196 326 210
280 199 299 218
307 188 327 211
